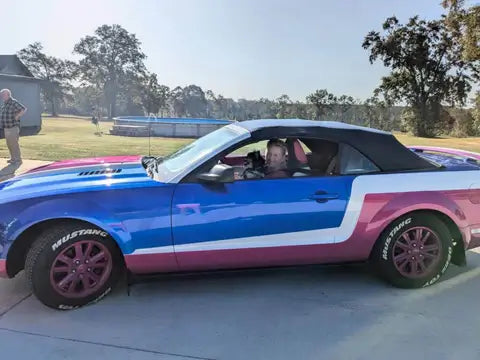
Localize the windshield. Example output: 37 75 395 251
154 124 250 182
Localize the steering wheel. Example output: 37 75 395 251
241 168 265 179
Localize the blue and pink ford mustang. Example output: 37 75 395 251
0 119 479 309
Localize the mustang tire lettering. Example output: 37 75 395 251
87 287 112 305
382 218 412 260
51 229 108 251
442 246 453 274
422 245 452 287
57 288 112 310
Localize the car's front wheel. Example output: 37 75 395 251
25 223 124 309
371 213 453 288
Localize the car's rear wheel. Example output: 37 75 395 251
371 213 453 288
25 223 124 309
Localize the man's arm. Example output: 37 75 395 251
14 101 27 120
15 109 26 120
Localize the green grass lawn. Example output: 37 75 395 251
393 132 480 153
1 116 479 162
0 117 192 161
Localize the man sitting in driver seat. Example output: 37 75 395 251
265 139 290 178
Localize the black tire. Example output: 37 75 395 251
371 213 453 288
25 223 124 310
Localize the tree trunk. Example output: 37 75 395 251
413 102 427 137
104 79 117 119
50 97 57 117
110 99 116 119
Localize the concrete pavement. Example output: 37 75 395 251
1 251 480 359
0 157 51 181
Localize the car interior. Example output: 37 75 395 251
185 136 381 183
218 136 378 179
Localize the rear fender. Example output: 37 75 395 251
368 191 466 236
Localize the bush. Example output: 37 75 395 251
447 107 475 137
473 93 480 136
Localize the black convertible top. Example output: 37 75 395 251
235 119 437 172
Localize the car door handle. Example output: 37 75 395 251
309 191 339 203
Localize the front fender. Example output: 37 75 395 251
6 198 132 256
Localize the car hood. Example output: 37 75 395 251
0 155 161 203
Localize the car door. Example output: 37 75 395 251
171 175 355 271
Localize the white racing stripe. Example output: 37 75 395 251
131 170 480 255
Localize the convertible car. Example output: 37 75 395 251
0 119 479 309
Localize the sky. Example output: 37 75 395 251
1 0 458 102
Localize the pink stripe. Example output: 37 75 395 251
124 253 179 273
27 155 141 173
0 259 7 278
123 242 365 274
175 242 366 272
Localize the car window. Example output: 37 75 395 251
231 140 268 155
338 144 379 175
156 124 250 182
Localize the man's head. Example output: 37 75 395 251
0 89 11 102
266 139 287 171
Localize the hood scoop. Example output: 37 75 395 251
78 168 122 176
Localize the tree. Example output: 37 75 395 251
73 24 147 119
306 89 337 120
182 85 208 117
333 95 355 121
362 96 391 130
274 94 293 118
70 85 104 116
363 16 473 137
17 42 76 116
209 91 225 119
442 0 480 79
170 86 186 117
136 73 169 115
446 106 475 137
205 90 217 118
473 92 480 135
256 98 277 119
291 101 309 119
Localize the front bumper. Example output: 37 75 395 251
0 259 7 278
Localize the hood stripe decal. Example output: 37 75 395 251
78 168 123 176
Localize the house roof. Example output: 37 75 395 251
0 55 34 77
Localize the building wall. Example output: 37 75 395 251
0 77 42 133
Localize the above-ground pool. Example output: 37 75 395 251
110 116 234 138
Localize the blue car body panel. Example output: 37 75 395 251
171 176 354 269
172 176 353 244
0 163 175 259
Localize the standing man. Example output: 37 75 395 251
0 89 27 165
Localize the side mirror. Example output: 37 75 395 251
197 164 234 183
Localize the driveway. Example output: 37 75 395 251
0 157 51 182
1 250 480 360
